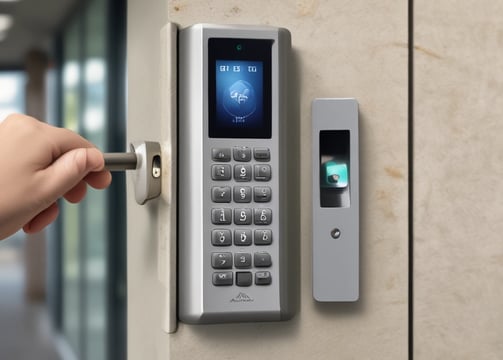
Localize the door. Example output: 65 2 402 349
414 2 503 358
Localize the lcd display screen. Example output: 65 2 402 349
208 38 272 138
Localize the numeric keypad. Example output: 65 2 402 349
210 146 274 287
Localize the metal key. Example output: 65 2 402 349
104 153 138 171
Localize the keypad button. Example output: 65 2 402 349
211 229 232 246
211 208 232 225
213 271 233 286
254 229 272 245
254 252 272 267
211 164 231 180
236 272 253 287
253 148 270 161
211 186 231 203
234 229 252 246
212 148 231 162
211 252 233 269
233 147 252 162
253 186 272 202
255 271 272 285
254 208 272 225
234 208 252 225
233 186 252 203
234 253 252 268
254 164 271 181
234 165 252 182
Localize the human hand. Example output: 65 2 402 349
0 114 112 240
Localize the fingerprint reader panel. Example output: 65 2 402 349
312 98 359 302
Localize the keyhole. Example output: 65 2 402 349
152 155 161 178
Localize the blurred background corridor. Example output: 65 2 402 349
0 0 127 359
0 234 60 359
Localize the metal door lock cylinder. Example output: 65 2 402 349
104 141 162 205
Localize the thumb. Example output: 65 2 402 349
41 147 104 201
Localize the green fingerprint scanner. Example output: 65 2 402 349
322 161 348 188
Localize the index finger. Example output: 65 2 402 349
46 126 98 158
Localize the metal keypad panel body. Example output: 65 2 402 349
178 24 293 323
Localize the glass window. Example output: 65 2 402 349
58 0 126 358
0 71 25 121
83 0 108 359
62 18 83 358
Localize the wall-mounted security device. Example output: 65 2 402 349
178 24 293 323
312 98 359 302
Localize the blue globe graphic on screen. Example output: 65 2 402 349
222 80 256 119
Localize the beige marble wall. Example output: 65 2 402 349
415 2 503 359
163 1 409 359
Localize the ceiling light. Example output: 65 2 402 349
0 14 13 33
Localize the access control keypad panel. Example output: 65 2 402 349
210 146 273 287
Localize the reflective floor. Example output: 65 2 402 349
0 236 60 360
